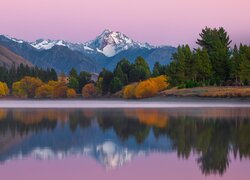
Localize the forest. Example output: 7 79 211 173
0 27 250 99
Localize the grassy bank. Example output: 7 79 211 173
162 86 250 97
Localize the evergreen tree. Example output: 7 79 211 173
110 77 123 93
69 68 78 79
99 68 113 95
193 48 212 84
129 56 151 82
152 62 160 77
68 77 79 92
114 65 126 85
238 45 250 84
197 27 232 83
115 58 131 76
50 68 58 81
78 71 91 93
168 46 186 85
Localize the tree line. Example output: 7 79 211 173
67 56 155 97
79 27 250 97
0 63 57 87
1 26 250 98
166 27 250 87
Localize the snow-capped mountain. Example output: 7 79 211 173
29 29 154 57
28 141 140 169
3 35 24 44
0 120 172 169
30 39 95 53
0 32 176 73
85 29 153 57
30 39 67 50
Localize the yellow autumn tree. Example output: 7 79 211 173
48 80 68 98
35 84 54 98
35 81 76 98
12 76 43 98
123 83 137 99
151 75 169 91
12 81 24 97
122 75 169 99
135 79 158 99
82 83 97 98
0 82 9 97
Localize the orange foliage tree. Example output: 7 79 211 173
151 75 169 91
82 83 97 98
123 75 169 99
35 84 54 98
135 79 158 99
67 88 77 98
0 82 9 97
48 81 68 98
123 83 137 99
12 76 43 98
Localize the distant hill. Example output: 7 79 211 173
0 45 33 68
0 35 99 73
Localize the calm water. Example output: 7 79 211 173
0 107 250 180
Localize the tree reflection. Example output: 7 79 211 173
153 109 250 176
0 108 249 175
97 110 150 143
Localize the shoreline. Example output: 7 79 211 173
1 97 250 108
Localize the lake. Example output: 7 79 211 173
0 101 250 180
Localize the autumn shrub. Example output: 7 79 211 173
12 76 43 98
122 75 169 99
0 82 9 97
12 81 24 97
123 84 137 99
82 83 97 98
150 75 169 91
35 84 54 98
135 79 158 99
50 81 68 98
67 88 77 98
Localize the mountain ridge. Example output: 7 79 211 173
0 30 176 73
0 45 33 68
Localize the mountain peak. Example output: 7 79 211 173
86 29 153 57
102 29 112 34
1 35 24 44
30 39 67 50
2 30 155 57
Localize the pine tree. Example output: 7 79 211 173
197 27 232 83
152 62 160 77
110 77 123 93
69 68 78 79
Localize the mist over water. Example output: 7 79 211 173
1 99 250 108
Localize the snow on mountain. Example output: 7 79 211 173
85 29 154 57
31 141 138 169
7 141 142 169
3 35 24 44
30 39 67 50
28 29 154 57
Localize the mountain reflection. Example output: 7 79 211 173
0 108 250 175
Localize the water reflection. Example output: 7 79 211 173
0 108 249 175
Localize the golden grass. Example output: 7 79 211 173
162 86 250 97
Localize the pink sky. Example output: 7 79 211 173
0 153 250 180
0 0 249 47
